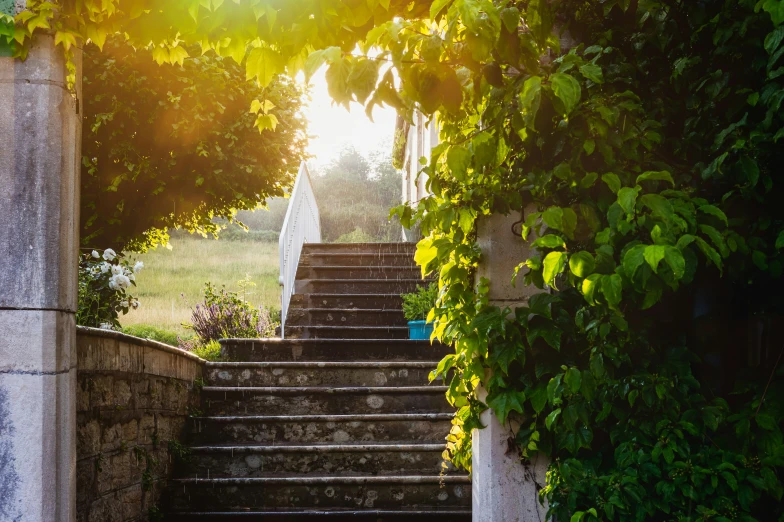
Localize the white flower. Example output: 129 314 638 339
133 261 144 273
90 266 101 275
111 264 123 275
103 248 117 261
128 273 136 282
131 299 140 309
112 274 131 290
99 322 114 330
100 262 111 273
91 250 100 259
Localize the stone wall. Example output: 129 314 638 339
75 327 204 522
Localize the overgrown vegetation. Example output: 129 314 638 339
77 248 143 329
80 38 307 252
121 324 184 346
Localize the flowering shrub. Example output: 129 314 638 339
184 282 276 344
76 248 143 329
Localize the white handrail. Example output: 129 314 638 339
278 162 321 337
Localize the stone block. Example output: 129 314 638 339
0 310 75 374
476 207 542 309
77 419 101 457
0 34 81 311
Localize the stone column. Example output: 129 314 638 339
472 210 549 522
0 29 81 522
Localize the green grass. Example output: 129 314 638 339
120 237 280 335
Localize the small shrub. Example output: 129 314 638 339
335 227 375 243
121 324 184 346
77 248 143 329
185 281 276 343
401 283 437 322
189 340 222 361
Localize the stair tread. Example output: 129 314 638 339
189 442 447 452
203 385 447 393
193 413 453 422
206 361 438 368
174 475 470 484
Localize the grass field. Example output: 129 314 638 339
120 237 280 335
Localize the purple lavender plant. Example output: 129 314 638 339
185 283 275 344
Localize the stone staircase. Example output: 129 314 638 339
165 243 471 521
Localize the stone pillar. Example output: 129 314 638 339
472 210 549 522
0 30 81 522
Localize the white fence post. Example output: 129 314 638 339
278 162 321 337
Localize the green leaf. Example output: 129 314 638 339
542 206 564 231
640 194 674 220
664 247 686 279
488 389 526 424
543 251 567 288
643 245 667 273
617 187 638 214
636 170 674 186
430 0 452 19
564 367 582 393
529 385 548 414
698 204 728 226
532 234 567 249
579 63 603 83
414 238 438 276
776 230 784 249
499 6 520 32
569 251 595 278
583 139 595 155
549 73 582 115
518 76 542 129
545 407 562 430
347 58 379 103
447 146 471 180
601 274 622 308
602 172 621 193
582 273 602 304
246 46 283 87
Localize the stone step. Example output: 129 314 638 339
202 386 451 416
184 442 453 477
295 278 429 295
285 308 407 328
219 339 450 362
167 475 471 511
166 508 471 521
289 293 404 310
296 265 423 281
205 361 439 387
300 252 417 267
302 243 417 255
188 413 453 445
285 325 409 340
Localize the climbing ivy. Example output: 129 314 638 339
8 0 784 520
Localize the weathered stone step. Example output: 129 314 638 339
285 325 409 340
295 278 429 295
205 361 438 387
296 265 423 281
189 413 453 445
219 339 450 362
302 243 417 255
285 308 407 328
202 386 451 415
184 442 452 477
300 252 418 267
167 475 471 511
166 508 471 521
289 293 404 310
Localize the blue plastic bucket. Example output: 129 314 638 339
407 320 433 340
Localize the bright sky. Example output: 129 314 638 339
300 66 397 168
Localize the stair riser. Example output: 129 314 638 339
186 450 449 477
295 280 429 295
302 243 417 255
285 309 407 328
220 341 451 362
290 294 404 310
168 482 472 510
296 267 423 281
203 393 452 416
301 253 417 267
285 326 409 340
206 367 436 387
189 419 452 445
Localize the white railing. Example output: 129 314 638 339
279 162 321 337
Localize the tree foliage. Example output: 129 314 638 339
9 0 784 519
81 38 307 251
